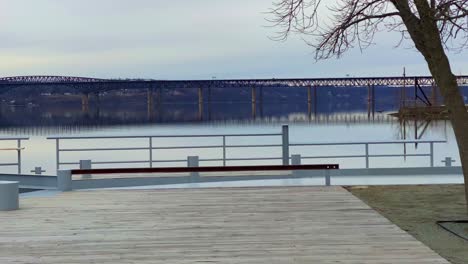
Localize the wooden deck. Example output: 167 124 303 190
0 186 449 263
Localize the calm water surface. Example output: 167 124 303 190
0 101 463 186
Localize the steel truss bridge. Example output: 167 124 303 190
1 75 467 90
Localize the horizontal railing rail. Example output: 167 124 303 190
47 133 282 140
291 139 446 145
48 128 288 172
47 126 447 172
0 137 29 174
290 139 446 168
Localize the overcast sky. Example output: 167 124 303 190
0 0 467 79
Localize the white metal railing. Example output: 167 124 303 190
47 126 446 171
0 137 29 174
290 139 446 168
47 126 289 171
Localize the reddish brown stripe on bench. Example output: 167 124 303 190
71 164 339 175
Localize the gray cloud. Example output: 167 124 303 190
0 0 466 79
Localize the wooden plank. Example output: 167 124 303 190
0 186 449 263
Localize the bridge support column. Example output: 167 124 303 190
91 92 100 117
198 87 203 121
251 87 257 119
308 85 318 120
147 88 154 120
315 86 318 117
208 87 212 121
156 87 163 120
81 93 90 113
307 86 312 119
372 84 375 118
367 84 375 119
259 87 264 117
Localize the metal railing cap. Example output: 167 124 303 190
47 133 282 140
0 137 29 141
291 139 447 146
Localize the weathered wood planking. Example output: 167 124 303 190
0 186 449 263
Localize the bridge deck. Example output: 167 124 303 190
1 75 467 87
0 186 448 263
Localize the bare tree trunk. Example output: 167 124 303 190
393 0 468 214
427 55 468 213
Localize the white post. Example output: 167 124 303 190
282 125 290 165
291 154 301 177
442 157 455 167
430 142 434 167
79 160 92 179
0 181 19 211
365 143 369 168
57 170 72 192
187 156 200 181
55 139 60 172
222 136 226 166
30 167 46 175
291 154 301 165
17 140 21 174
325 170 331 186
149 137 153 168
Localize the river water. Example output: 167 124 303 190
0 99 462 178
1 83 467 187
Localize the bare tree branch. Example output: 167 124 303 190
267 0 468 214
268 0 468 58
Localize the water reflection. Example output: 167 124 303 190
0 98 398 130
0 86 463 180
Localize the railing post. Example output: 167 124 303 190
57 170 72 192
430 142 434 167
291 154 301 165
325 170 331 186
442 157 455 167
55 139 60 172
16 139 21 174
187 156 200 181
365 143 369 168
222 136 226 166
149 137 153 168
31 167 46 175
282 125 290 165
292 154 301 176
79 160 92 179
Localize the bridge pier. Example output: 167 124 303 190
372 84 375 118
307 86 318 120
259 87 264 117
91 92 100 118
198 87 203 121
147 88 154 120
251 87 257 119
367 84 375 119
308 86 312 118
208 87 212 121
156 87 163 121
81 93 90 113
